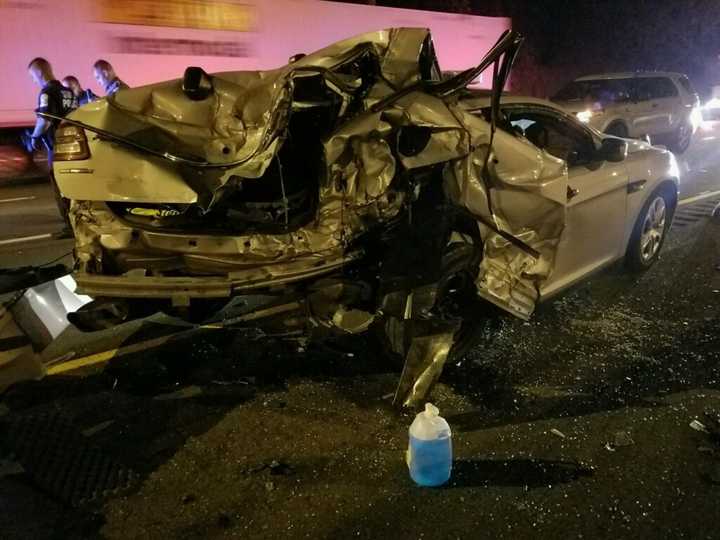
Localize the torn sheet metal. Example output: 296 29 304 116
442 108 568 319
393 321 459 408
18 275 93 344
0 274 93 391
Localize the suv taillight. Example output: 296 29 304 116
54 123 90 161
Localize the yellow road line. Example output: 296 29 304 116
0 233 52 246
678 189 720 207
45 327 201 375
45 302 301 375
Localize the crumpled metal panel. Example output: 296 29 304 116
393 323 458 408
75 29 429 181
56 139 199 204
440 107 568 319
323 112 397 206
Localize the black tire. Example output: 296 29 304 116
626 188 673 271
604 122 628 138
668 121 692 154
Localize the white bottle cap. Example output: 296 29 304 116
424 403 439 418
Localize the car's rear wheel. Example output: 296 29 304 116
626 190 672 271
604 122 628 138
668 121 692 154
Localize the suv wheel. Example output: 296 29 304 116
668 121 692 154
626 189 672 271
605 122 628 138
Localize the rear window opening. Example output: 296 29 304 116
108 98 333 237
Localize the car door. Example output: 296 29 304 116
502 106 629 299
631 77 673 135
647 77 677 133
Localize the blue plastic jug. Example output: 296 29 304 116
407 403 452 487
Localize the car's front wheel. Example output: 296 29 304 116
668 121 693 154
626 190 672 271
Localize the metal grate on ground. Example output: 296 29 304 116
672 197 720 228
0 410 138 508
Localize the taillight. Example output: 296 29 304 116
54 123 90 161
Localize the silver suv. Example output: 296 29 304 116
553 72 700 153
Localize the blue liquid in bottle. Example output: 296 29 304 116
407 403 452 487
408 434 452 487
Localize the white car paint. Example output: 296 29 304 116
552 72 700 142
461 94 679 300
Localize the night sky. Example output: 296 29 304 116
337 0 720 96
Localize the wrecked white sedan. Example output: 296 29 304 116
45 29 678 407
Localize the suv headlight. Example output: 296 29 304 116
668 153 680 180
576 109 597 123
690 106 703 131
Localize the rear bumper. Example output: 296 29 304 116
74 251 360 299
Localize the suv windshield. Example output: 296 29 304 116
553 79 632 103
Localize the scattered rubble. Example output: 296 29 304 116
613 431 635 448
153 386 204 401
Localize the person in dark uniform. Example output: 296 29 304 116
62 75 97 107
26 57 76 238
92 60 129 96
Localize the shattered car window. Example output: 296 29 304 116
505 111 596 164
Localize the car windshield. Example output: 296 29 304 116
553 79 631 103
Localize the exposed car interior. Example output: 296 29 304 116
114 48 391 237
503 109 596 166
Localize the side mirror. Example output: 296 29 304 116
182 67 213 101
598 137 628 162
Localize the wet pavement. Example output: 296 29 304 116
2 128 720 538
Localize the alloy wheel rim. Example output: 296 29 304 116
640 196 666 263
678 123 692 149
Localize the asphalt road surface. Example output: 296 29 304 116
0 180 72 269
2 128 720 539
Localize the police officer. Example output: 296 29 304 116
62 75 97 107
26 57 76 238
92 60 129 96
